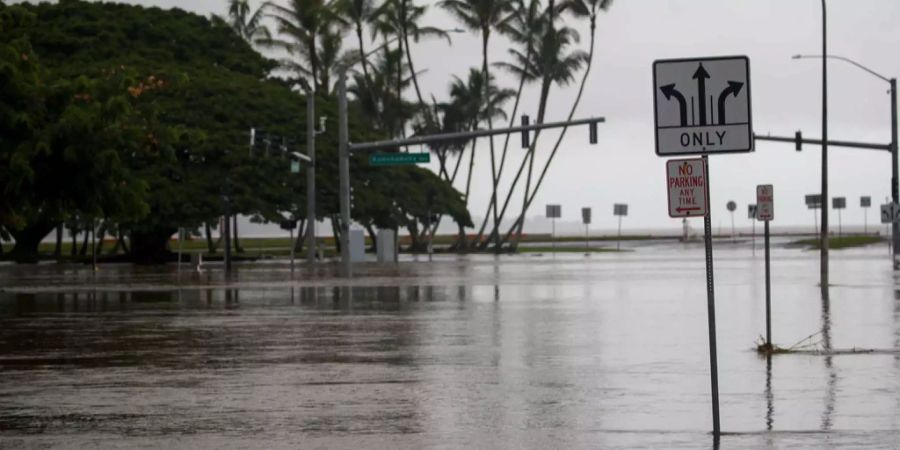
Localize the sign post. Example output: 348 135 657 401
656 55 753 439
861 196 871 234
726 201 737 242
757 184 774 348
613 204 628 251
833 197 846 236
748 204 758 255
582 207 592 253
806 194 822 234
546 204 561 253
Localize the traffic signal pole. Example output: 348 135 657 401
336 73 605 277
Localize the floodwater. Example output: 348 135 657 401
1 237 899 449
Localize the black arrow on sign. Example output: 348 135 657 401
717 81 744 125
693 64 711 125
660 84 688 126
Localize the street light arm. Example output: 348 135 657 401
793 54 891 83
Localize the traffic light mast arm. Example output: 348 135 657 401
349 117 605 152
754 133 891 152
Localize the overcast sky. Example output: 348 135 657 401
22 0 900 234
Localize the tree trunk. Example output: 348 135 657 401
79 226 90 257
95 222 108 255
117 229 130 255
9 220 56 263
69 224 78 256
232 215 243 253
204 222 216 253
53 225 62 258
365 224 377 252
510 18 599 247
130 227 177 264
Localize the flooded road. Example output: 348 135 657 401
1 239 899 449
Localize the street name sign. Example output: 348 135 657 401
861 196 871 208
666 158 708 218
756 184 774 221
614 204 628 216
582 207 592 224
653 56 752 156
546 204 561 219
369 152 430 166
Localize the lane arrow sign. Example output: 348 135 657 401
660 84 688 127
693 63 711 126
717 81 744 125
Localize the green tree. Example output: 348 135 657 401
226 0 272 44
440 0 513 250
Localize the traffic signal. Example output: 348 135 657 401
795 130 802 151
521 115 530 149
589 120 598 144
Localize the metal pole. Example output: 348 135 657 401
552 218 556 254
702 155 721 438
731 211 735 243
224 213 232 272
838 209 842 237
428 206 433 262
617 216 622 251
821 0 830 288
290 228 295 273
765 220 772 346
306 92 317 264
752 220 756 256
91 218 97 272
864 208 868 234
891 78 899 267
338 73 352 277
585 223 589 253
177 227 183 278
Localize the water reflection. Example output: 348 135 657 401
765 354 774 431
820 288 836 431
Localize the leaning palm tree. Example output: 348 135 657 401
471 0 542 248
371 0 452 132
440 0 513 251
491 8 589 249
518 0 613 234
227 0 272 44
261 0 345 92
334 0 377 90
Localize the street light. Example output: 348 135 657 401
793 53 898 268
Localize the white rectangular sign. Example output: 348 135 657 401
581 207 592 225
748 204 757 220
756 184 773 221
667 158 708 218
653 56 752 156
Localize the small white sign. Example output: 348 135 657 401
653 56 752 156
756 184 773 221
581 207 592 225
748 204 758 220
666 158 708 218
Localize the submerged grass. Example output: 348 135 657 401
788 235 883 250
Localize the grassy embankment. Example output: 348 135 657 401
787 235 884 250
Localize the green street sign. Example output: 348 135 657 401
290 160 301 173
369 152 430 166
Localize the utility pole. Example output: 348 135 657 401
891 78 898 267
820 0 829 289
306 91 317 264
338 73 352 278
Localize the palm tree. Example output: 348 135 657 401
348 47 415 137
518 0 613 237
227 0 272 44
441 68 514 248
471 0 542 248
441 0 513 251
334 0 377 91
371 0 452 132
262 0 345 92
490 3 589 249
